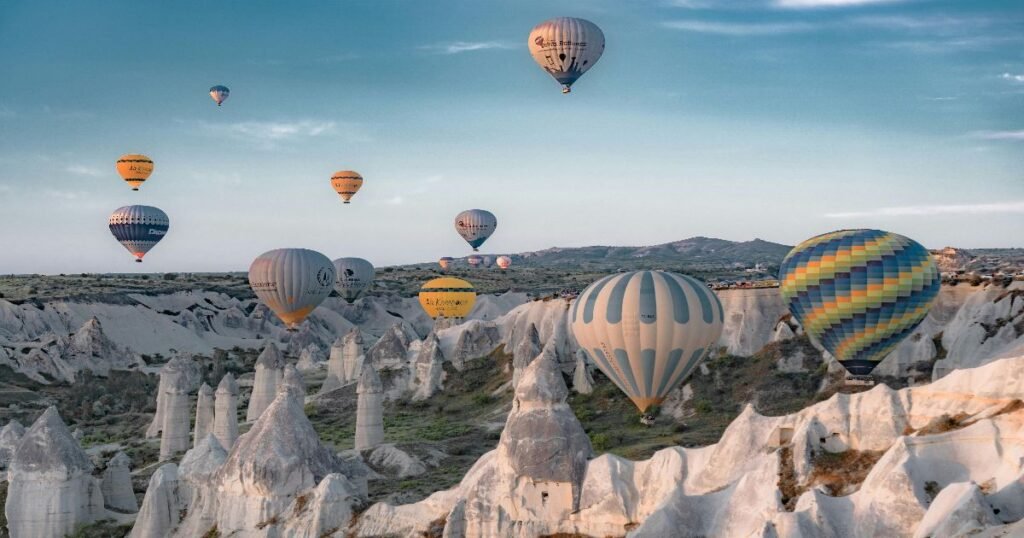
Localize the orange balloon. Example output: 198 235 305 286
116 154 154 191
331 170 363 204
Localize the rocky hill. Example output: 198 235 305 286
511 236 792 269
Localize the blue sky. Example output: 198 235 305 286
0 0 1021 274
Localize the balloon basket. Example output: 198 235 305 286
843 375 874 387
640 413 656 427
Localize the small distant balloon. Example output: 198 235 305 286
496 256 512 270
248 248 335 330
528 17 605 94
467 255 483 268
454 209 497 252
439 257 454 271
482 256 494 268
332 257 374 303
419 277 476 319
116 154 154 191
331 170 363 204
209 85 230 106
108 205 169 263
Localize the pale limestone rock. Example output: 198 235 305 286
367 444 427 478
213 373 240 450
449 320 501 371
280 473 362 538
770 320 795 343
411 332 445 401
146 354 202 438
367 323 412 370
716 287 788 356
160 364 193 460
247 343 285 422
511 322 541 387
101 451 138 512
355 364 384 451
0 419 25 469
193 383 214 448
571 349 594 395
5 406 104 537
913 481 1001 538
320 336 347 394
129 464 184 538
172 434 228 537
296 343 326 372
341 328 366 382
280 363 306 401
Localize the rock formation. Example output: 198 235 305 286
367 322 413 370
5 407 104 537
571 349 594 394
129 464 183 538
146 353 201 438
355 363 385 451
449 320 501 371
0 419 25 469
296 343 326 372
213 373 240 450
247 342 286 422
322 328 366 394
193 382 214 448
716 287 789 356
411 332 445 401
101 451 139 512
172 434 228 537
511 322 542 387
160 363 193 460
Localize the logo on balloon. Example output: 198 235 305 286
316 267 332 287
534 36 545 47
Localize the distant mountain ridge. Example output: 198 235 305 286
510 236 793 268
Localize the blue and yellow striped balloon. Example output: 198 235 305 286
779 229 940 376
570 271 724 413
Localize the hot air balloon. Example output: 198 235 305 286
248 248 335 330
332 257 374 303
209 85 230 106
467 255 483 268
455 209 497 252
108 205 169 262
116 154 154 191
528 17 605 94
439 257 454 271
419 277 476 319
330 170 363 204
779 229 940 378
570 271 724 423
482 256 494 268
496 255 512 270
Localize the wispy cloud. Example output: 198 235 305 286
1001 72 1024 83
662 20 818 35
775 0 903 8
65 165 104 177
44 189 85 201
191 119 368 148
420 41 518 54
971 130 1024 141
825 201 1024 218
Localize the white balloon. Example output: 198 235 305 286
454 209 497 252
332 257 374 303
570 270 724 413
528 17 605 93
249 248 335 330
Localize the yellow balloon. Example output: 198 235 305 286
418 277 476 319
116 154 154 191
331 170 363 204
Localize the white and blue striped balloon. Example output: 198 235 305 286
570 270 724 413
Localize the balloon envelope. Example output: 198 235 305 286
331 170 363 204
108 205 169 262
779 229 940 376
332 257 374 303
209 85 230 106
249 248 335 329
454 209 497 252
496 256 512 270
570 270 724 413
528 17 605 93
116 154 153 191
439 257 454 270
467 255 483 268
419 277 476 319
